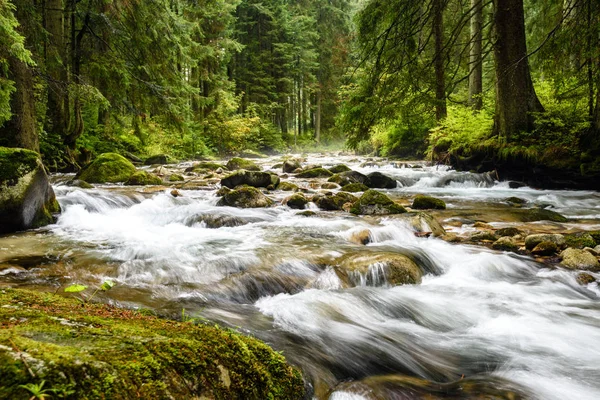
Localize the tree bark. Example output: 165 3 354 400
433 0 447 121
45 0 69 137
315 89 322 143
492 0 544 140
469 0 484 110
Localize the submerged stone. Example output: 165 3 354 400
492 236 519 252
78 153 137 183
518 208 568 223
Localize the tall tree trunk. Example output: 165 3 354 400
315 90 322 143
64 5 87 149
469 0 484 110
433 0 447 121
492 0 544 140
45 0 69 136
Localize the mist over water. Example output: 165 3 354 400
2 155 600 399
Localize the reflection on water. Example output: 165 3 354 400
1 155 600 399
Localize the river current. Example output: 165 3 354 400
1 154 599 399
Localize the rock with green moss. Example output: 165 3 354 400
267 173 281 190
321 182 339 190
334 252 422 287
186 161 227 172
169 174 185 182
328 174 350 186
125 170 163 186
469 231 498 242
341 170 371 185
285 193 309 210
350 190 406 215
412 194 446 210
296 167 333 178
366 172 397 189
564 232 596 249
282 159 302 173
505 196 527 206
220 170 273 189
217 187 274 208
560 248 600 271
78 153 137 183
342 183 370 193
496 227 523 237
328 164 351 174
492 237 519 252
278 181 299 192
144 154 173 165
518 208 568 223
0 147 60 233
226 157 261 172
524 233 565 250
531 241 558 256
312 192 357 211
0 289 304 400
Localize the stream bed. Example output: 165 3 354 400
1 154 599 399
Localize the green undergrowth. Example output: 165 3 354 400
0 289 305 400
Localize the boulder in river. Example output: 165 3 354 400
125 170 163 186
267 173 281 190
282 159 302 173
0 147 60 233
313 192 357 211
328 164 351 174
186 161 227 172
285 193 309 210
328 174 351 186
217 186 273 208
349 229 372 245
0 289 305 399
341 170 371 185
518 207 568 223
492 237 519 252
524 233 565 250
366 171 397 189
351 190 406 215
78 153 137 183
226 157 261 171
496 227 523 237
144 154 172 165
405 212 446 237
560 248 600 271
564 232 596 249
334 252 422 286
220 170 272 188
411 194 446 210
168 174 185 182
296 167 333 178
531 241 558 256
278 181 299 192
342 183 370 193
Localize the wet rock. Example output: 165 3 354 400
78 152 137 183
366 171 397 189
441 233 462 243
328 164 351 174
297 211 316 217
190 214 250 228
313 192 357 211
285 193 309 210
492 237 519 252
349 229 372 245
334 252 422 286
217 187 273 208
412 194 446 210
469 231 498 242
406 212 445 237
531 241 558 256
296 167 333 178
350 190 406 215
271 163 283 170
170 189 182 197
518 208 568 223
267 173 281 190
69 179 93 189
560 248 600 271
181 180 210 190
220 170 272 189
185 161 226 172
226 157 261 172
282 159 302 173
125 171 163 186
341 170 371 185
577 273 596 285
564 232 596 249
342 183 370 193
496 227 523 237
320 182 339 190
216 186 231 197
278 181 298 192
328 174 350 186
509 181 527 189
525 234 565 250
0 147 60 233
168 174 184 182
474 221 494 230
584 247 599 256
505 196 527 206
144 154 172 165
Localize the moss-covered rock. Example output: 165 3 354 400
312 192 357 211
505 196 527 206
268 173 281 190
351 190 406 215
531 241 558 256
342 183 370 193
296 167 333 178
492 237 520 252
334 252 422 286
297 210 316 217
169 174 185 182
518 208 568 223
68 179 94 189
220 170 273 189
0 289 304 400
328 164 351 174
496 227 523 237
577 272 596 285
0 147 60 233
321 182 339 190
341 170 370 185
125 171 163 186
226 158 261 171
564 232 596 249
144 154 172 165
525 234 565 250
366 172 397 189
469 231 498 242
216 186 232 197
217 187 274 208
78 153 137 183
328 174 350 186
282 159 302 173
186 161 227 172
285 193 309 210
560 248 600 271
412 194 446 210
278 181 299 192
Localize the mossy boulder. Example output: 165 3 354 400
492 237 519 252
564 232 596 249
125 170 163 186
518 208 568 223
0 147 60 233
321 182 339 190
524 234 565 250
0 289 304 400
366 171 397 189
469 231 498 242
560 248 600 271
226 157 261 172
505 196 527 206
268 173 281 190
496 227 523 237
342 183 370 193
296 167 333 178
328 174 350 186
312 192 357 211
412 194 446 210
278 181 299 192
334 252 422 286
217 187 274 208
285 193 309 210
341 170 371 185
351 190 406 215
328 164 351 174
78 153 137 183
531 241 558 256
169 174 185 182
220 170 273 189
282 159 302 173
144 154 172 165
186 162 227 172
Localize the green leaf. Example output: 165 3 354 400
64 284 88 293
100 280 115 291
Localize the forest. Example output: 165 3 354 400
1 0 599 185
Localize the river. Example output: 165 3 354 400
1 154 599 399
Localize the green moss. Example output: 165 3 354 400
169 174 185 182
564 232 596 249
328 174 350 186
126 171 163 186
217 187 274 208
296 168 333 178
350 190 406 215
519 208 568 223
285 193 308 209
79 153 137 183
278 182 298 192
0 147 39 185
496 227 522 237
411 195 446 210
193 162 227 171
0 289 305 400
342 183 369 193
328 164 351 174
226 158 261 172
492 237 519 252
531 241 558 256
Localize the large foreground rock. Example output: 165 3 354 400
0 147 60 233
560 248 600 271
0 289 304 400
78 153 137 183
220 170 272 188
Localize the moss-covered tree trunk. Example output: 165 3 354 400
469 0 484 110
492 0 544 140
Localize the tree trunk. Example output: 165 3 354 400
433 0 447 121
315 90 322 143
45 0 69 136
492 0 544 140
469 0 484 110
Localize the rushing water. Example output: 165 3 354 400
1 154 600 399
